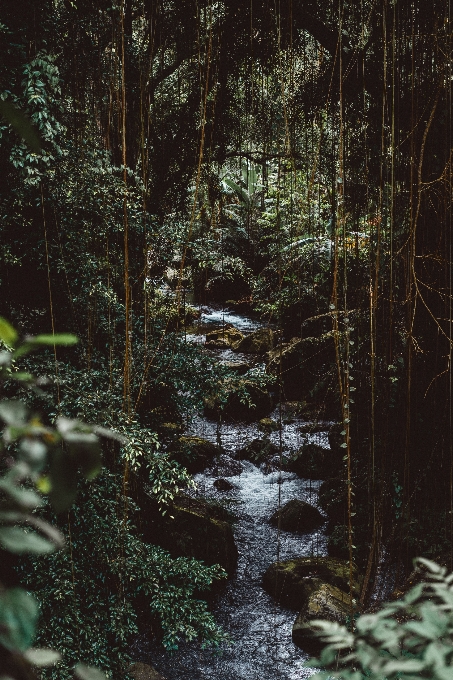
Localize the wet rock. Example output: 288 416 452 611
221 360 250 375
146 496 238 576
204 382 272 422
266 333 337 404
258 417 279 433
210 455 244 477
205 338 231 349
286 443 342 479
174 436 223 474
214 478 234 491
292 582 356 653
262 556 360 609
235 438 279 465
130 662 166 680
269 499 324 534
205 326 244 348
233 327 275 354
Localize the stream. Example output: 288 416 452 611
134 305 330 679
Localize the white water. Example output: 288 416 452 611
133 306 330 679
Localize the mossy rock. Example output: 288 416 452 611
258 417 279 433
292 582 357 653
235 438 279 465
233 327 275 354
205 326 244 348
262 556 360 609
174 436 223 473
204 383 273 422
147 496 238 576
286 443 342 479
221 360 250 375
129 663 166 680
269 499 324 534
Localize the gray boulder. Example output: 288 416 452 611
269 499 324 534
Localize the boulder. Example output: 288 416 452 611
266 332 337 402
210 455 244 477
221 360 250 375
205 326 244 348
286 443 342 479
129 663 166 680
214 478 234 491
269 499 324 534
292 582 355 653
262 556 360 609
235 438 279 465
204 383 272 422
174 436 223 474
233 327 275 354
258 417 279 434
146 496 238 576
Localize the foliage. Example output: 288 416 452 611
307 558 453 680
0 318 227 679
0 317 117 678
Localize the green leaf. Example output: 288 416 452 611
0 318 18 347
0 588 39 652
74 663 108 680
0 526 56 554
30 333 79 346
0 400 27 426
24 648 61 666
0 101 41 153
0 478 42 509
48 448 78 512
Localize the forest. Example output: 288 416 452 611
0 0 452 679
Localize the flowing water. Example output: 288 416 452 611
133 305 330 679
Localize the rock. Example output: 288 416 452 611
262 556 360 609
292 582 356 653
221 360 250 375
174 436 223 474
266 333 337 403
233 327 275 354
210 455 244 477
235 438 279 465
204 382 273 422
258 417 279 433
129 662 166 680
269 499 324 534
286 443 342 479
214 478 234 491
205 338 231 349
146 496 238 576
205 326 244 348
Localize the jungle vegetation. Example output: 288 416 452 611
0 0 452 678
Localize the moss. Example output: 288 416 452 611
262 556 361 609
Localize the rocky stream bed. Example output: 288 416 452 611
131 305 355 680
